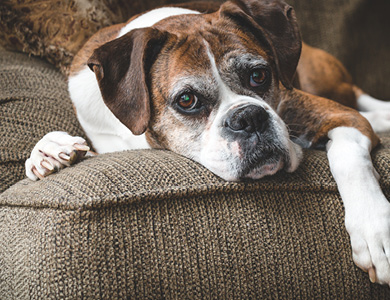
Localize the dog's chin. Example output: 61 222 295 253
202 141 303 182
207 158 284 181
243 159 284 180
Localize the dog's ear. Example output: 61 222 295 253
220 0 302 89
87 28 168 135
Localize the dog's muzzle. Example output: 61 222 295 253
198 102 302 181
220 103 300 180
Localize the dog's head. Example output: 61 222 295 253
87 0 303 181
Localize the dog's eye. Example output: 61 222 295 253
177 93 200 110
249 68 269 88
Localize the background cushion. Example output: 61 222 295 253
0 0 130 73
287 0 390 99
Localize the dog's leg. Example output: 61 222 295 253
360 111 390 133
327 127 390 285
279 88 390 284
25 131 90 180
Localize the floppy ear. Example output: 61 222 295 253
220 0 302 89
87 28 168 135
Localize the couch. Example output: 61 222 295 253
1 0 390 299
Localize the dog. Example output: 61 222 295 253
25 0 390 285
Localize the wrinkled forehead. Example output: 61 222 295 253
153 13 270 84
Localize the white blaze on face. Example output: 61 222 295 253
196 42 302 180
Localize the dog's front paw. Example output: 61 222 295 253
25 131 90 180
347 201 390 285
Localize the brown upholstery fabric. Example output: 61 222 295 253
1 0 390 298
0 48 86 193
2 146 390 299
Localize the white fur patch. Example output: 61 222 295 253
118 7 200 37
358 93 390 133
357 94 390 112
68 67 150 153
360 111 390 133
327 127 390 285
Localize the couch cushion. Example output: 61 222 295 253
0 48 86 192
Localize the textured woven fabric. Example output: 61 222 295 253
0 48 86 193
2 147 390 299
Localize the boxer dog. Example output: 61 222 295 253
25 0 390 285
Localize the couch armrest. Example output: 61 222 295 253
0 48 86 192
1 145 390 298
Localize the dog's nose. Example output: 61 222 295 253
224 104 269 134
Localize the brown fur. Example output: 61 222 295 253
278 87 379 148
70 23 125 75
296 44 357 109
88 28 169 135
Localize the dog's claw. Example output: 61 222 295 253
59 153 71 161
369 268 376 283
41 160 54 171
74 143 90 151
32 167 45 180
